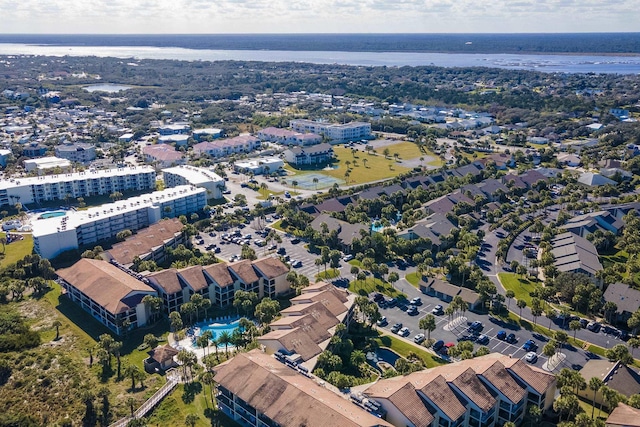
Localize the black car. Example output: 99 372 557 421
290 237 301 244
506 333 518 344
468 321 483 332
433 340 445 352
373 293 385 302
277 247 286 255
385 298 398 308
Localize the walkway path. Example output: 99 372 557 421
443 316 468 332
108 373 180 427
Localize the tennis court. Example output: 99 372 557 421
286 173 344 190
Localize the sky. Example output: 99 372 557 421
0 0 638 34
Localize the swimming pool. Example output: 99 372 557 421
197 319 242 340
39 211 67 219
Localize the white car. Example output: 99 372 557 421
524 352 538 363
398 327 410 337
414 333 426 344
343 254 354 262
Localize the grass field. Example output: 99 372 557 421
0 232 33 269
497 272 541 306
405 272 420 287
319 146 411 185
348 276 405 299
316 268 340 280
374 333 446 368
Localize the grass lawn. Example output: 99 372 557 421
405 272 420 287
316 268 340 280
323 146 410 185
0 232 34 269
146 383 240 427
497 272 541 307
270 219 285 231
578 397 607 420
348 276 405 299
374 333 446 368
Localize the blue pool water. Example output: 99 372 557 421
196 319 242 341
39 211 66 219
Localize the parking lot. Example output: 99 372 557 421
375 286 615 372
193 219 324 279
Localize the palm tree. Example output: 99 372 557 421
517 299 527 319
419 314 437 341
570 320 582 344
505 290 515 309
201 371 215 408
589 377 604 419
126 397 137 417
52 320 62 340
123 364 142 391
313 177 319 190
185 414 199 427
218 331 232 357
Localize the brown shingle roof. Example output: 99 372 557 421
413 374 467 422
229 259 259 284
279 301 341 330
252 257 289 279
106 218 184 265
146 268 182 295
56 258 154 315
302 281 349 303
386 382 435 427
269 313 333 344
203 262 234 288
147 344 179 364
607 402 640 427
503 359 556 395
445 367 496 412
178 265 208 292
290 290 348 317
259 327 322 361
479 361 527 404
214 350 391 427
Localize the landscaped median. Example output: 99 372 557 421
497 272 541 307
374 330 446 368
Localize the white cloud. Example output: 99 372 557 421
0 0 637 33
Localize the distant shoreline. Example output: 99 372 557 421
1 33 640 56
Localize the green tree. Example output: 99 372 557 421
589 377 604 419
517 299 527 318
185 414 199 427
254 297 280 324
419 314 437 341
52 319 62 340
123 364 142 390
606 343 634 365
570 320 582 344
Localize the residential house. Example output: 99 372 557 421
362 353 556 427
143 144 186 168
310 213 369 253
420 278 482 311
606 403 640 427
284 143 334 166
399 213 457 250
603 283 640 323
214 350 392 427
578 172 616 187
550 232 603 278
192 135 260 158
560 211 623 238
146 257 290 314
578 360 640 407
56 258 156 335
103 218 185 267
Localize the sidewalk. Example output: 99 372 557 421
443 316 468 332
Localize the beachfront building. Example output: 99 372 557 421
290 119 371 144
32 185 206 259
0 166 156 207
142 144 186 168
162 165 225 200
145 256 290 314
56 258 156 335
233 157 284 175
257 127 322 146
23 156 72 175
192 135 261 158
54 143 96 164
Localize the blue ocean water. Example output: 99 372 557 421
0 33 639 74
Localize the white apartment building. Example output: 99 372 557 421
54 143 97 163
0 166 156 207
162 165 225 200
192 135 261 158
24 157 72 175
257 127 322 146
32 185 207 259
289 119 371 144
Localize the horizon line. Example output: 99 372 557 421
0 32 639 36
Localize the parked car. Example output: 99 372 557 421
291 260 303 268
407 305 419 316
398 327 410 337
587 321 601 332
290 237 301 244
468 321 483 332
497 330 507 340
523 340 537 351
579 318 589 328
410 297 422 306
432 340 445 352
385 298 398 308
506 333 517 344
414 333 426 344
373 293 385 302
343 254 354 262
390 323 403 333
431 305 444 315
476 334 490 345
376 316 388 327
525 352 538 363
277 247 286 255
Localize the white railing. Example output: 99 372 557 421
108 377 179 427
